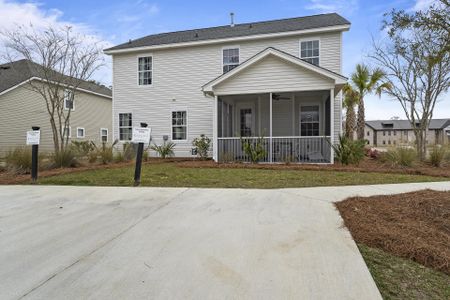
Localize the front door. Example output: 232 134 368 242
236 102 255 137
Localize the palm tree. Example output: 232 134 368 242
348 64 391 140
342 84 359 141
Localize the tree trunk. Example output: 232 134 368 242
356 97 365 140
345 106 356 141
414 129 427 161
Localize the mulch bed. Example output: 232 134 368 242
177 158 450 178
336 190 450 274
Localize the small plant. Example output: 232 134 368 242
428 145 446 167
122 142 136 161
5 146 44 174
330 135 366 165
241 136 267 163
151 141 175 159
192 134 211 159
219 151 235 163
92 140 118 164
52 149 78 168
365 147 381 159
142 147 150 161
382 147 417 167
70 140 95 158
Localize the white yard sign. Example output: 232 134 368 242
132 127 151 144
26 130 41 145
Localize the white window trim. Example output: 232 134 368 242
62 125 72 138
118 113 133 141
299 38 321 66
76 127 85 138
100 128 109 142
221 46 240 73
299 102 322 137
137 55 153 87
63 89 75 111
171 109 188 142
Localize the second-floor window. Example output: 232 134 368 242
223 48 239 73
138 56 152 85
300 40 319 66
64 89 74 110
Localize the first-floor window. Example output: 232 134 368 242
300 105 320 136
100 128 108 142
77 127 85 138
172 111 187 140
119 113 132 141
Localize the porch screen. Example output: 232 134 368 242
300 105 319 136
240 109 252 137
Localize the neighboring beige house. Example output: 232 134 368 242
105 13 350 163
0 59 112 156
365 119 450 147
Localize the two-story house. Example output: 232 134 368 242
105 13 350 163
0 59 112 156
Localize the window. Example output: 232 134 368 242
383 131 386 136
383 140 386 145
100 128 108 143
62 126 71 138
119 113 132 141
138 56 152 85
239 108 253 137
172 111 187 140
388 130 391 136
367 131 370 136
64 89 74 110
300 105 320 136
223 48 239 73
300 40 319 66
77 127 85 138
393 130 397 136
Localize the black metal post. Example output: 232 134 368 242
134 123 148 186
31 126 40 183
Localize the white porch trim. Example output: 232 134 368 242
330 88 335 164
213 95 218 161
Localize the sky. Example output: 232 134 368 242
0 0 448 120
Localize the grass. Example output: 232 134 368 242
36 162 446 188
359 244 450 300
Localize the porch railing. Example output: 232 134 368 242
217 136 332 163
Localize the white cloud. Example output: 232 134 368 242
306 0 359 15
0 0 112 85
412 0 438 11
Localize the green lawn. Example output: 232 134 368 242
359 244 450 300
37 162 446 188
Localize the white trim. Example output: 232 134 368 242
213 96 218 161
330 88 335 164
269 92 273 163
104 24 351 55
0 77 112 99
76 127 85 138
137 54 153 87
100 128 109 142
202 47 347 94
171 109 188 142
299 37 321 66
221 45 240 74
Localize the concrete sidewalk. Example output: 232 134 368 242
0 181 448 299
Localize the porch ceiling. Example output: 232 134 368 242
202 47 347 96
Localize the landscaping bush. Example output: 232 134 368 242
241 136 267 163
428 145 447 167
365 147 381 159
5 146 43 174
192 134 211 159
92 140 117 164
151 141 175 159
331 136 366 165
51 149 78 168
382 147 417 167
70 140 95 158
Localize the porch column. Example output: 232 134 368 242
269 92 273 163
330 88 335 164
213 95 218 162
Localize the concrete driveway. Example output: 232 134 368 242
1 182 449 299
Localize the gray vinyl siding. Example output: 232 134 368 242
0 83 112 157
112 31 343 157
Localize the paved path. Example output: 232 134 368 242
0 182 449 300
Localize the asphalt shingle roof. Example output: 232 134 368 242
366 119 450 130
105 13 350 52
0 59 112 97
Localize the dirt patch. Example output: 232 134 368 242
336 190 450 274
177 158 450 178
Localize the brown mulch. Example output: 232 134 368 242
177 158 450 178
336 189 450 274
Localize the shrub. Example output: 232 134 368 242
5 146 43 174
122 142 136 161
151 141 175 159
365 147 381 159
92 140 118 164
428 145 447 167
382 147 417 167
70 140 95 158
192 134 211 159
241 136 267 163
52 149 78 168
330 136 366 165
142 148 149 162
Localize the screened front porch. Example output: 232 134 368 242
215 90 334 163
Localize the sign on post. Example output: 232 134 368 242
26 130 40 145
132 127 151 144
